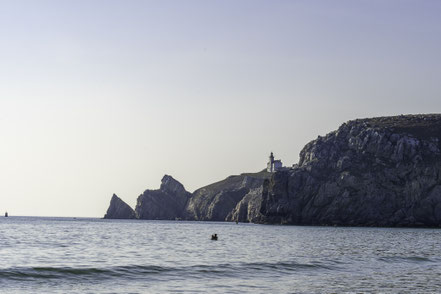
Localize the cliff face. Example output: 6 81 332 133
104 194 136 219
104 172 270 222
185 171 271 222
104 114 441 227
259 114 441 226
135 175 191 220
225 186 266 223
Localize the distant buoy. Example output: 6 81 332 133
5 212 8 217
211 234 218 240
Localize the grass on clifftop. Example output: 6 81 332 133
193 170 271 194
353 114 441 141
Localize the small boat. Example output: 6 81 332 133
211 234 218 240
5 212 8 217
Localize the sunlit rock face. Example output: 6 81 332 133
258 114 441 227
104 194 136 219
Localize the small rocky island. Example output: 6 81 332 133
104 114 441 227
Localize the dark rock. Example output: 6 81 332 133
185 171 271 222
226 186 265 223
135 175 191 220
258 114 441 227
104 194 136 219
104 114 441 227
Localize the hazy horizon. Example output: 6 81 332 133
1 0 441 217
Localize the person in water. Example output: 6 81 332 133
211 234 218 240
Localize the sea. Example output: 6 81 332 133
1 217 441 294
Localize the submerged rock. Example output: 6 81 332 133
104 194 136 219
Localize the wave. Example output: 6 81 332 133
0 260 336 282
378 256 436 263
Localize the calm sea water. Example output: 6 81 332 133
1 217 441 293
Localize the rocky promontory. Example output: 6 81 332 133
104 114 441 227
259 114 441 226
104 172 271 222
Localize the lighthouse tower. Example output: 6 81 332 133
267 152 283 172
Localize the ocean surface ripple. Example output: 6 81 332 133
1 217 441 293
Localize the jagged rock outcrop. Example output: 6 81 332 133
104 172 270 222
258 114 441 227
185 171 271 222
104 194 136 219
104 114 441 227
225 186 266 223
135 175 191 220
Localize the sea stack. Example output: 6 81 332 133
104 194 136 219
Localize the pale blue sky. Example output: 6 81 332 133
1 0 440 217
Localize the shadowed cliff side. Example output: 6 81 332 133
185 171 271 222
258 114 441 227
104 114 441 227
135 175 191 220
103 172 271 222
104 194 136 219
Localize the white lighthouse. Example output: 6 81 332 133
267 152 283 172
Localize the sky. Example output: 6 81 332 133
1 0 441 217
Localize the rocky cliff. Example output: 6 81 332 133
104 194 136 219
104 114 441 227
135 175 191 220
258 114 441 227
104 172 270 222
185 171 271 222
